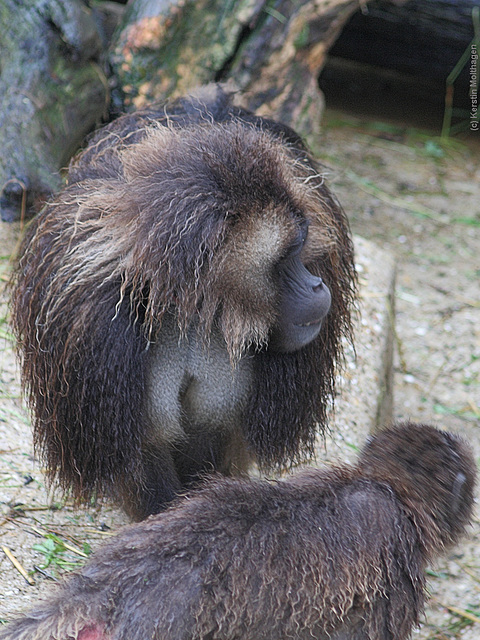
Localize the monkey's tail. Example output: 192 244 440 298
0 597 104 640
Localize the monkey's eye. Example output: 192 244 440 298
286 222 309 258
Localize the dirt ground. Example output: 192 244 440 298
319 111 480 639
0 110 479 637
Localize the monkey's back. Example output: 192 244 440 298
47 472 423 640
1 423 475 640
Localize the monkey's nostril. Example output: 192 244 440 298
313 280 323 293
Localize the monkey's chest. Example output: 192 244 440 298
145 318 254 442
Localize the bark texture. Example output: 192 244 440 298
0 0 109 221
110 0 366 138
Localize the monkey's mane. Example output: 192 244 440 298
357 422 476 554
11 88 356 501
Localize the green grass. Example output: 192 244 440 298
32 531 91 576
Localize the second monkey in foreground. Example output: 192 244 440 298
0 422 475 640
12 85 356 519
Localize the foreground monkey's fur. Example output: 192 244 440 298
1 422 475 640
11 85 356 519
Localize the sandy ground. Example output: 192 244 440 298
0 111 479 637
318 112 480 639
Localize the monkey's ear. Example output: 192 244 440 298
451 472 467 513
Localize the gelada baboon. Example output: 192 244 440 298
0 422 475 640
12 84 356 520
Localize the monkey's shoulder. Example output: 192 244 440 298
67 85 308 185
145 472 412 547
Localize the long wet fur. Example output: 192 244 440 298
0 422 475 640
11 85 356 509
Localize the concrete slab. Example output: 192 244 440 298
317 234 397 465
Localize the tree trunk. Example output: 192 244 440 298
0 0 109 221
109 0 375 139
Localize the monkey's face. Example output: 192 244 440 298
269 222 332 352
112 122 341 359
210 206 335 357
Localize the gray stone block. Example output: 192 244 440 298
316 235 397 465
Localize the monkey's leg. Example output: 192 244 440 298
121 447 183 520
172 427 251 488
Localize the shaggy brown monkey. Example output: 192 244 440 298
11 84 356 520
0 422 475 640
